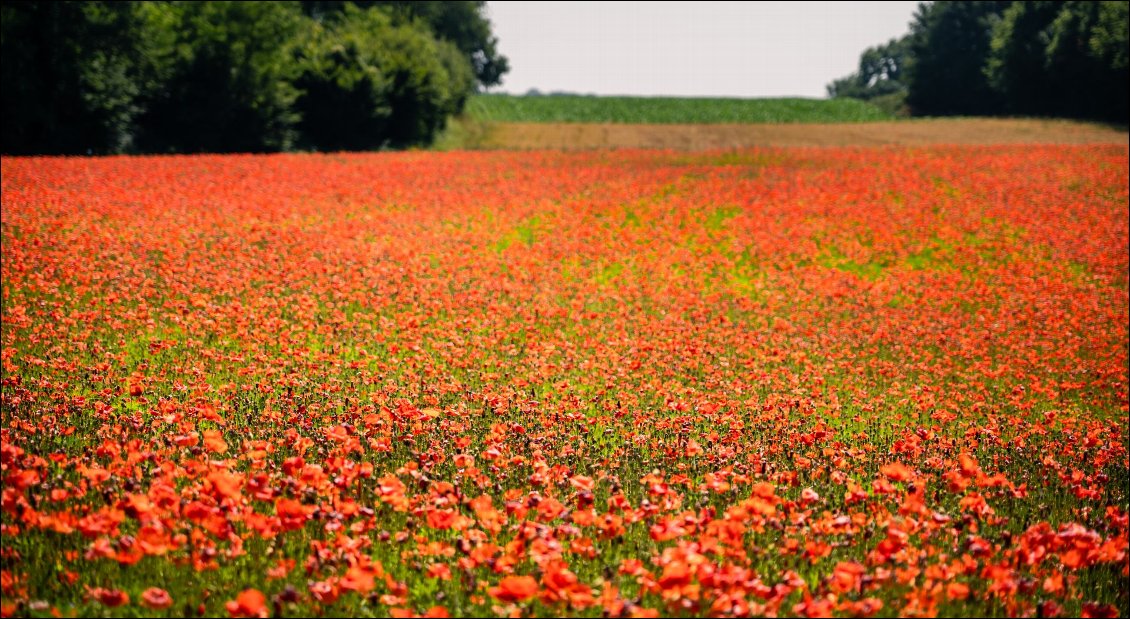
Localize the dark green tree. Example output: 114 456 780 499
292 4 471 150
983 1 1063 116
827 36 911 114
300 0 507 89
1 1 151 154
133 1 305 153
905 1 1010 116
377 1 508 89
988 1 1128 121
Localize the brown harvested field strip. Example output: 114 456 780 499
478 118 1128 149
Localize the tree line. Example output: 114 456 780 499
1 1 508 155
828 1 1128 122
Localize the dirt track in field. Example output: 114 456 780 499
477 118 1128 149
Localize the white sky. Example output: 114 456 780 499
485 1 921 98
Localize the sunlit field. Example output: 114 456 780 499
2 146 1127 618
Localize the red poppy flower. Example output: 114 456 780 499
490 575 539 603
140 588 173 610
226 589 268 618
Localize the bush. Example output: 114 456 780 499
987 0 1129 122
1 1 499 154
134 1 305 154
293 4 474 150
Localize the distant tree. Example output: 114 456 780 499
1 1 151 154
827 36 911 114
987 1 1128 121
292 4 471 150
133 1 305 153
905 1 1010 116
435 35 478 115
299 0 508 90
983 2 1063 116
1086 0 1130 121
832 1 1128 122
379 1 508 89
1 0 499 154
290 11 393 151
1087 1 1129 74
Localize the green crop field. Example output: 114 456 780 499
465 94 893 124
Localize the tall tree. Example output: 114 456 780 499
293 4 472 150
1 1 150 154
984 1 1063 116
134 1 305 153
905 1 1010 116
988 1 1129 121
827 37 910 100
378 1 508 88
300 1 508 90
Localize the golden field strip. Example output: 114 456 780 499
447 118 1128 150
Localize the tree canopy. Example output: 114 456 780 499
828 1 1128 123
1 0 508 154
986 0 1128 121
825 37 912 115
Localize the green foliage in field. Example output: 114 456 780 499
830 1 1130 123
0 0 504 154
826 37 912 117
293 4 472 151
465 94 893 124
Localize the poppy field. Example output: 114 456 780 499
1 145 1128 618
